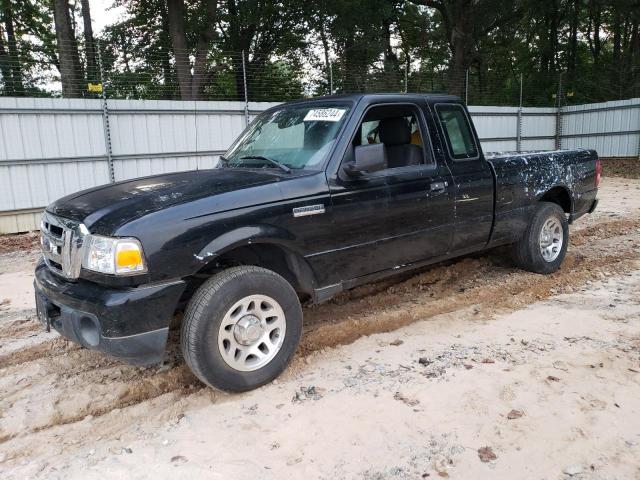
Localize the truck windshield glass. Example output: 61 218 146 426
223 104 351 170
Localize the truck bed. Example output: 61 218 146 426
486 149 599 247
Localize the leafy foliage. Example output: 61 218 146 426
0 0 638 105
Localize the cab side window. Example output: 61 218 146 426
436 104 478 160
351 104 431 170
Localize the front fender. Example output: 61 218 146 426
194 224 296 261
192 224 318 298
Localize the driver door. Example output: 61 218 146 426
309 101 455 286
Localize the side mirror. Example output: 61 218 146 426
344 143 388 177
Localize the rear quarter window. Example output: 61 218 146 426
435 104 479 160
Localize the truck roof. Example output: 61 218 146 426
284 92 463 106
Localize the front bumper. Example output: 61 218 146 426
34 260 185 365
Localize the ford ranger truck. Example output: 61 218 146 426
34 93 600 392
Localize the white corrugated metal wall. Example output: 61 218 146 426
0 98 279 233
0 97 637 234
561 98 640 156
468 106 559 152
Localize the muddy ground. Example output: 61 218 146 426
1 176 639 479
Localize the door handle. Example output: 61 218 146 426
430 181 448 193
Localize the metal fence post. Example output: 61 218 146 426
405 61 409 93
96 39 115 183
516 73 523 153
555 72 564 151
241 50 249 127
637 123 640 161
465 68 469 105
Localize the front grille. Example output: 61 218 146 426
40 212 87 279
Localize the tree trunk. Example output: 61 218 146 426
318 23 331 93
0 24 13 94
166 0 192 100
52 0 83 97
568 0 579 75
2 1 24 95
410 0 473 97
383 17 402 90
159 2 175 99
447 0 473 98
80 0 97 82
167 0 217 100
587 0 602 65
629 17 639 96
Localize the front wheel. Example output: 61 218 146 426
512 202 569 274
181 266 303 392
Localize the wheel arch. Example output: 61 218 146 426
190 225 318 301
538 185 573 214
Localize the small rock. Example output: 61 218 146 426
394 391 420 407
562 464 583 476
162 439 169 446
481 358 495 364
463 364 473 370
547 375 560 382
477 446 497 463
507 409 524 420
553 361 569 371
418 357 432 366
88 449 96 457
122 447 133 454
390 339 404 346
343 377 358 387
293 386 324 402
157 363 173 373
304 356 312 365
171 455 188 464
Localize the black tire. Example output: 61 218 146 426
512 202 569 274
181 266 303 392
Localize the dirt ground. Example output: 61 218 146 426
1 176 639 480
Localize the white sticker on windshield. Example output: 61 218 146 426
304 108 346 122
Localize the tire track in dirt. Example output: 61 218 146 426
298 218 640 355
0 318 40 340
0 337 81 370
0 218 638 448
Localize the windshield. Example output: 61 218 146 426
223 103 351 170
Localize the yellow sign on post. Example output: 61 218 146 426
87 82 103 93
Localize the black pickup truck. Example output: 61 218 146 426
34 93 600 391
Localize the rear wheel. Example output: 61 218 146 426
181 266 302 392
512 202 569 274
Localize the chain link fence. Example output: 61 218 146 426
1 41 638 107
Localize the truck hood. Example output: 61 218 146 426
47 168 285 233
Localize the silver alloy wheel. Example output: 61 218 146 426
539 217 563 262
218 294 286 372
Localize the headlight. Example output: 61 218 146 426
82 235 147 275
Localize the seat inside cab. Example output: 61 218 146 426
355 104 426 169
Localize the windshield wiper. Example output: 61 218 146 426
239 155 292 173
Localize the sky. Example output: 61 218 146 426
90 0 127 34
